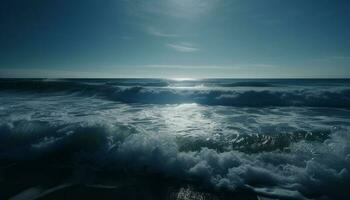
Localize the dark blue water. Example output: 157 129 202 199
1 79 350 199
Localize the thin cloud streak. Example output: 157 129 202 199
126 0 221 19
147 27 182 38
145 64 234 69
145 63 277 70
166 43 199 52
312 55 350 63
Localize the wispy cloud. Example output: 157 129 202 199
144 63 276 69
147 27 181 38
125 0 221 19
145 64 233 69
166 42 199 52
312 56 350 62
247 64 277 68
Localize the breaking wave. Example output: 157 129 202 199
1 120 349 199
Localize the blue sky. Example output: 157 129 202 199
0 0 349 78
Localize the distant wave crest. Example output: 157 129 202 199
1 79 350 108
109 87 350 108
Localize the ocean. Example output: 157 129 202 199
1 78 350 199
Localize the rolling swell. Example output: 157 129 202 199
109 87 350 108
217 82 275 87
1 79 350 108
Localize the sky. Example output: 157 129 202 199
0 0 350 78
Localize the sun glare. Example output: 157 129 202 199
170 77 197 81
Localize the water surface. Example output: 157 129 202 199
1 79 350 199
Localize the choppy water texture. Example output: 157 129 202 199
1 79 350 200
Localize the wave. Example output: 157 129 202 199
1 79 350 108
106 87 350 108
217 81 276 87
1 120 350 199
0 79 276 90
177 130 330 153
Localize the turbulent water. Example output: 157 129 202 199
1 79 350 200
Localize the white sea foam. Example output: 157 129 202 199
1 117 349 199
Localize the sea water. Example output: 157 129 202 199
1 79 350 199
